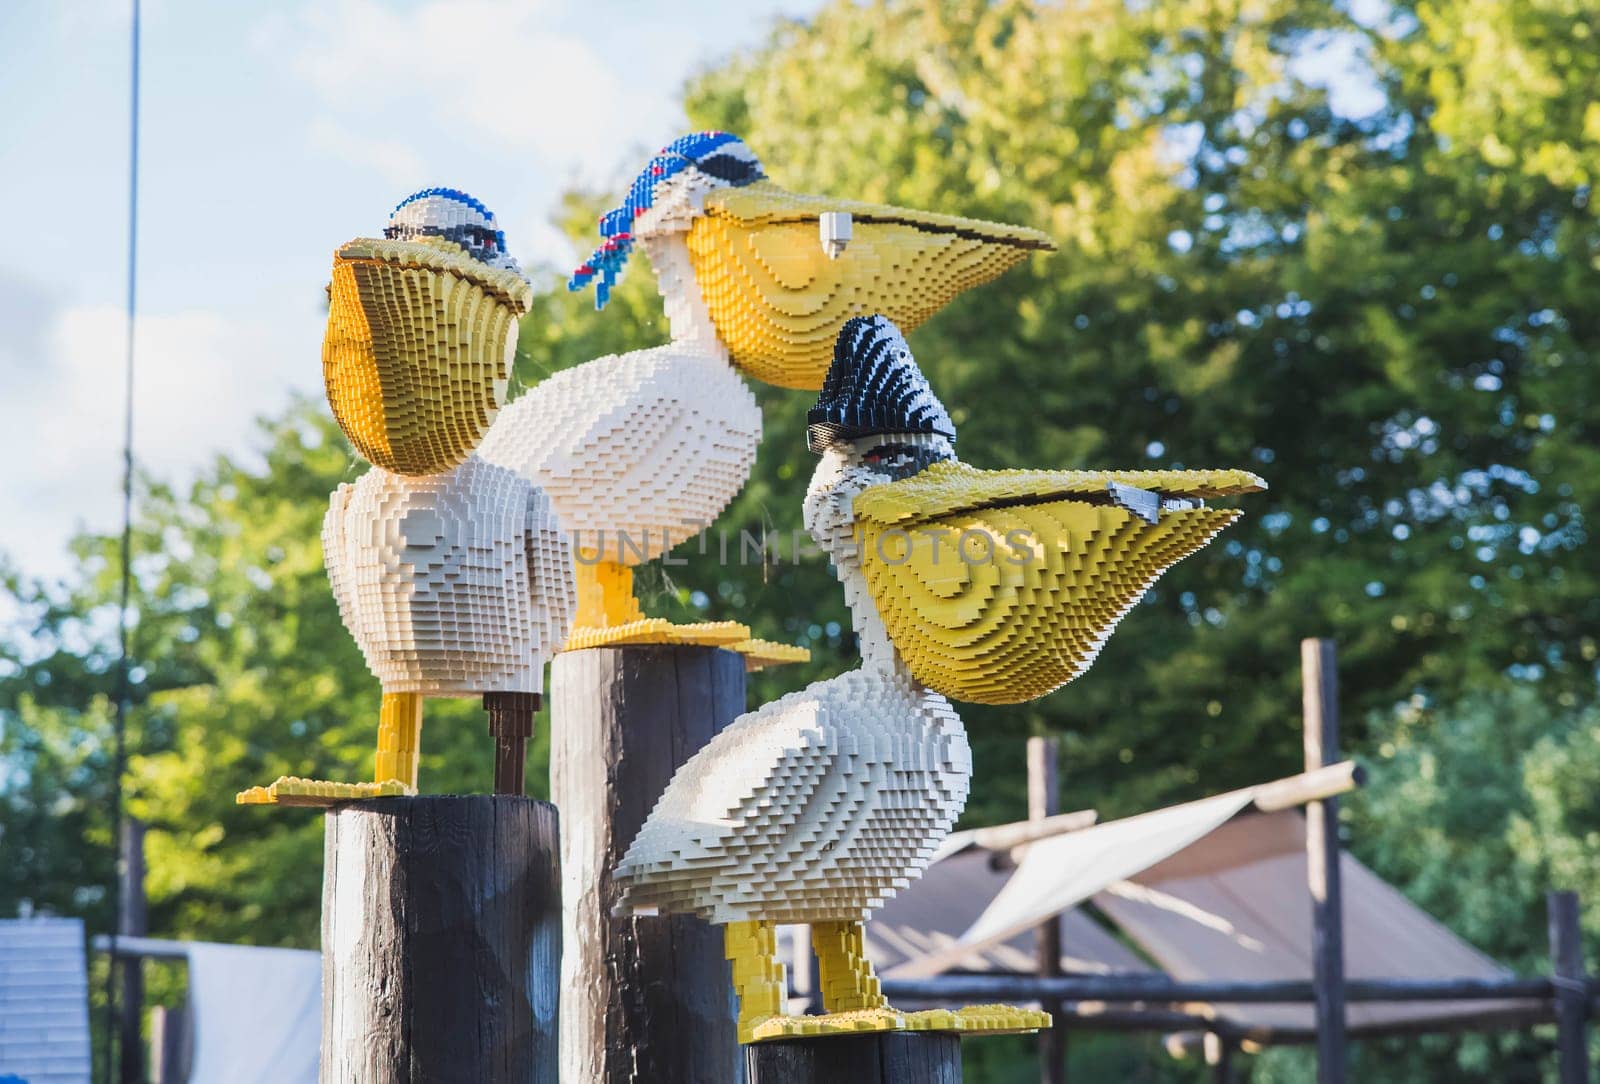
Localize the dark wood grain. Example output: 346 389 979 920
484 691 541 796
551 645 745 1084
746 1033 962 1083
320 795 560 1083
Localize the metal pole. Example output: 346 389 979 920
105 1 142 1079
1547 891 1589 1084
118 817 147 1084
1028 737 1066 1084
1302 638 1347 1084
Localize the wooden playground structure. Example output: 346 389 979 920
90 638 1595 1083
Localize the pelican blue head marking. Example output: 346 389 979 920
386 187 519 273
569 131 765 309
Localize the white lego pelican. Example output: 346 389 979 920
478 132 1052 666
612 315 1265 1042
239 189 575 806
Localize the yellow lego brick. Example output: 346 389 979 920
851 461 1265 704
324 237 532 478
235 776 415 807
689 181 1054 390
729 639 813 670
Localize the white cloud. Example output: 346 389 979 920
268 0 680 183
0 278 305 582
307 116 428 188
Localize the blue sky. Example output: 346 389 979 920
0 0 821 581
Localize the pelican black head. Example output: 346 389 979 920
806 315 956 454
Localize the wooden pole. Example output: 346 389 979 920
320 795 560 1083
1204 1031 1237 1084
118 816 146 1084
484 691 540 795
1028 736 1067 1084
1547 890 1589 1084
747 1033 961 1083
1301 638 1347 1084
148 1003 190 1084
551 645 745 1084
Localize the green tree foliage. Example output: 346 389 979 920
3 1 1599 1080
538 0 1600 826
1 408 537 947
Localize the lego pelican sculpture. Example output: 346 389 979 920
240 190 576 806
612 316 1265 1042
479 132 1052 664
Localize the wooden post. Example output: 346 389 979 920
1204 1031 1236 1084
321 795 560 1083
149 1003 191 1084
118 816 147 1084
1547 890 1589 1084
551 645 745 1084
747 1033 961 1083
1301 638 1347 1084
484 691 540 795
1028 737 1067 1084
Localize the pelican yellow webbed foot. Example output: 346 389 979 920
237 692 421 806
725 920 1050 1042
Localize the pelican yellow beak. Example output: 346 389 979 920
688 181 1053 390
324 236 533 476
852 461 1267 705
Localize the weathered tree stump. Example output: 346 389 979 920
321 795 560 1083
551 645 745 1084
746 1033 963 1083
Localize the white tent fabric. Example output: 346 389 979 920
186 941 320 1083
894 789 1256 979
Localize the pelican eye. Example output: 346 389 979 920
862 442 948 480
694 153 766 185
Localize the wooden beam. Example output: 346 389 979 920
747 1032 961 1083
970 809 1098 855
881 974 1558 1004
1251 761 1365 812
1548 890 1590 1084
91 935 189 960
1028 736 1067 1084
320 795 560 1082
1302 637 1347 1084
550 646 744 1083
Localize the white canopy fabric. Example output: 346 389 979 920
186 941 320 1083
1093 810 1537 1035
893 789 1257 979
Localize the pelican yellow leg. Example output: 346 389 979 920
565 558 752 651
726 920 787 1043
374 691 424 789
812 920 887 1012
236 692 420 807
811 920 1052 1037
563 557 811 668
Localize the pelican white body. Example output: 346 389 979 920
322 456 575 695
